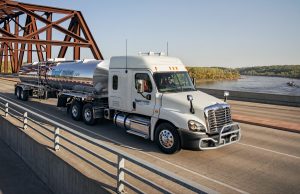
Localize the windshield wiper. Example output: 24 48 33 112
182 88 196 91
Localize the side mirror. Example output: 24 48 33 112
192 77 196 87
187 95 193 101
224 91 229 102
137 79 145 93
187 95 195 114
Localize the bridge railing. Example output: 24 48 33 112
0 96 215 194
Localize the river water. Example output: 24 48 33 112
197 76 300 96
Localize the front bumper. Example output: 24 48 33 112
179 123 241 150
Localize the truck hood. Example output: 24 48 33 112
161 90 224 114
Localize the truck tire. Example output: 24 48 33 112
16 87 21 99
70 101 82 121
155 123 181 154
20 88 29 101
82 103 96 125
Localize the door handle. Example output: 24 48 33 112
132 101 136 109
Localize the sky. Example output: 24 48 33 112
18 0 300 67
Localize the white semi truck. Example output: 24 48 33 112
15 54 241 154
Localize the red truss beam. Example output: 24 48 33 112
0 0 103 73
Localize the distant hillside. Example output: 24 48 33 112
237 65 300 79
187 67 240 81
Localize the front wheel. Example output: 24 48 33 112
82 103 96 125
155 123 181 154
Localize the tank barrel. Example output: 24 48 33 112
19 59 109 94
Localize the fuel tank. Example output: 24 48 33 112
19 59 109 94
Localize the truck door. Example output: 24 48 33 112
132 72 156 116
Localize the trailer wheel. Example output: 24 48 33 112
20 88 29 101
155 123 181 154
82 103 96 125
70 101 82 121
16 87 21 99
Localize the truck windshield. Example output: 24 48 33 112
153 71 196 93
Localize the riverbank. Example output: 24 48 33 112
195 77 239 83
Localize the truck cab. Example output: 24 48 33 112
108 54 241 154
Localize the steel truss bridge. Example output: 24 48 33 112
0 0 103 73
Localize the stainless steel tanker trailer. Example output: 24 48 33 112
15 55 241 154
16 59 109 125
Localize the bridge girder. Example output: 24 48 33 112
0 0 103 73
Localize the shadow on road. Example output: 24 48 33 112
0 90 162 155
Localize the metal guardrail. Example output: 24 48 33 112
198 88 300 107
0 96 216 194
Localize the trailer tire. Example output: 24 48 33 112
155 123 181 154
16 87 21 99
82 103 96 125
20 88 29 101
70 101 82 121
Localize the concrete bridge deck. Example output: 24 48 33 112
0 139 52 194
0 77 300 194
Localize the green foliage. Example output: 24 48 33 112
237 65 300 79
186 67 240 81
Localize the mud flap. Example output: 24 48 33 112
57 94 68 107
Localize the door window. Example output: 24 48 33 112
135 73 152 93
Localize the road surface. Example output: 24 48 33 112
0 78 299 194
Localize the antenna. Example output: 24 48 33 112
167 41 169 56
125 39 128 73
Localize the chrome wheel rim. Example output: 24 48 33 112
72 106 78 117
84 109 92 122
20 90 24 99
159 129 174 149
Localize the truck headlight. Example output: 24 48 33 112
188 120 206 133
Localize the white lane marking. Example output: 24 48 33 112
0 94 248 193
238 142 300 160
142 152 249 194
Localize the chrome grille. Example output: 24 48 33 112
205 104 232 133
